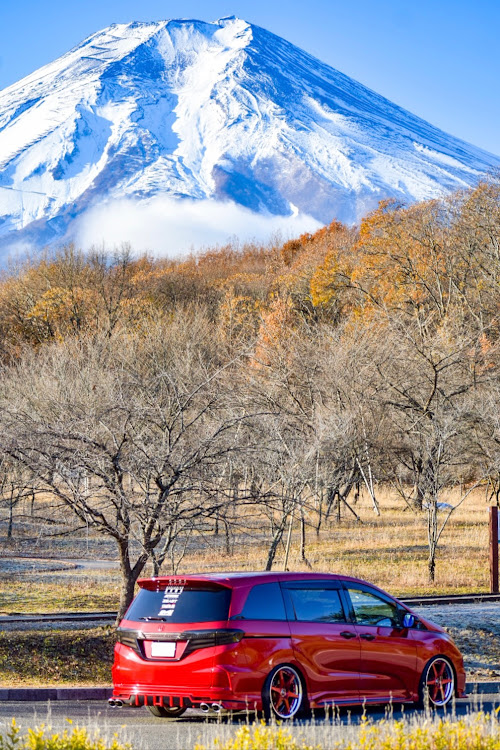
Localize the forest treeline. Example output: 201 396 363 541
1 180 500 618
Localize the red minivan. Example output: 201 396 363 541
109 571 465 719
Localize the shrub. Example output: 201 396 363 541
0 720 130 750
194 722 321 749
194 713 500 750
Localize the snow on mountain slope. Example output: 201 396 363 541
0 16 499 253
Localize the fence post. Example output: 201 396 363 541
489 506 499 594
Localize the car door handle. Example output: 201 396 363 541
360 633 375 641
340 631 357 639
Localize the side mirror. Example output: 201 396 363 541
402 613 415 628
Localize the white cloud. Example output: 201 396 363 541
75 195 322 256
2 239 36 268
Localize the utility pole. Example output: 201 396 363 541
489 506 498 594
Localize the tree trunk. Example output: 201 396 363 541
265 518 287 571
300 507 306 562
315 489 323 537
116 541 148 624
224 517 231 555
7 493 14 538
428 553 436 583
427 501 438 583
117 569 137 625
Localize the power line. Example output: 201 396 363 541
0 185 54 197
0 185 55 228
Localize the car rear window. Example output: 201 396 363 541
235 582 287 620
124 584 231 623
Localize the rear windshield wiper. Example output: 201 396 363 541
139 616 171 621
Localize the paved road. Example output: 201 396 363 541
1 693 500 750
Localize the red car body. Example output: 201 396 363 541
110 571 465 718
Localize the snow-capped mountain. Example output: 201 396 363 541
0 16 499 252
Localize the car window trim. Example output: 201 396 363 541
280 580 342 590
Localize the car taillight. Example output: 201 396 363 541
117 629 141 655
183 629 244 655
116 627 243 659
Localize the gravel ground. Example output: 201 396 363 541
0 557 117 574
0 619 114 632
415 602 500 681
0 559 77 575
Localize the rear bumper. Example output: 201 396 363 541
109 691 254 711
111 640 263 711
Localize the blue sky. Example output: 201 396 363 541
1 0 499 155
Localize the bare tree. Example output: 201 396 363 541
0 458 38 539
0 312 252 620
245 323 372 568
366 314 488 580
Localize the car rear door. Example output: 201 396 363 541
228 581 293 703
281 580 360 706
343 583 418 703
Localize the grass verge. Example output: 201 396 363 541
0 627 114 686
0 576 120 614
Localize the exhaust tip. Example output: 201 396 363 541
211 703 222 713
200 702 210 713
108 698 123 708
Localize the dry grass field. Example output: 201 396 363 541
182 487 493 598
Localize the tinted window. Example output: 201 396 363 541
347 587 399 627
125 585 231 624
289 588 345 623
237 582 286 620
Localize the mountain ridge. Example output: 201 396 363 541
0 16 499 253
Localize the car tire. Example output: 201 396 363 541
418 656 455 708
262 664 307 720
147 704 187 718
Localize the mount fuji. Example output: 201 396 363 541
0 16 499 254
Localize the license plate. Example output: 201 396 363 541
151 641 176 658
